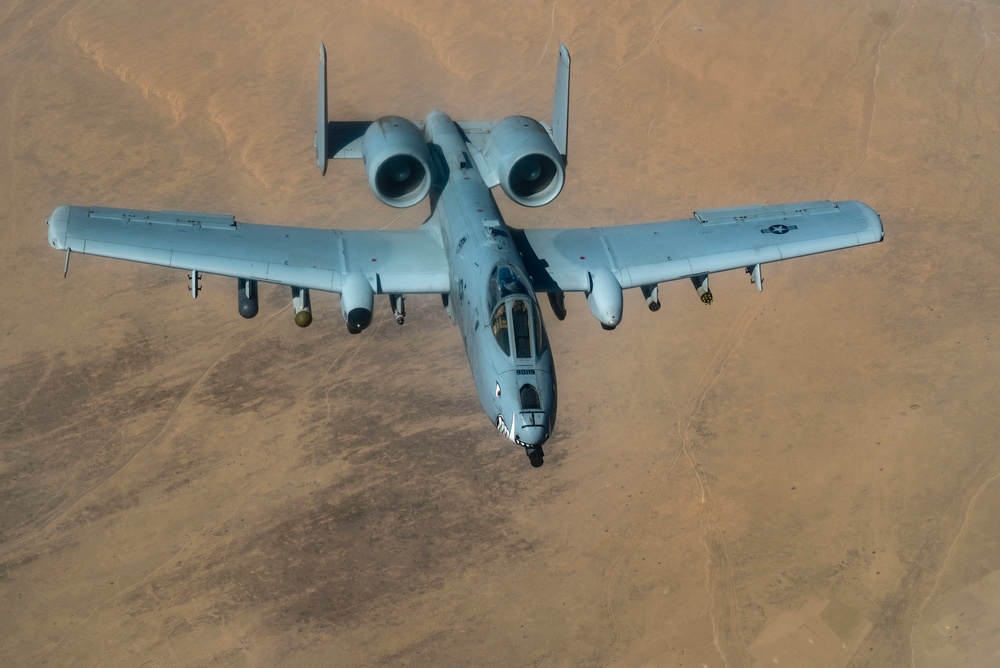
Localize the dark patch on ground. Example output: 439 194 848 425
0 339 194 539
119 419 535 636
198 334 299 417
61 300 553 642
5 296 559 654
0 551 40 583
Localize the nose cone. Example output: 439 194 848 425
515 423 549 448
490 368 556 450
514 403 551 448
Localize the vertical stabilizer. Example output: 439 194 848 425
551 43 570 164
315 43 328 175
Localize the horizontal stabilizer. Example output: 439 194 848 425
327 121 375 159
318 44 573 163
315 44 377 161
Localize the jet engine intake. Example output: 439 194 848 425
362 116 432 208
482 116 565 207
341 273 374 334
587 269 622 330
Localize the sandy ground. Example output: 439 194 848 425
2 1 1000 666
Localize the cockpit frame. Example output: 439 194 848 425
488 263 546 361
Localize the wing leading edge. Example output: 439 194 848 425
47 205 450 295
513 200 883 293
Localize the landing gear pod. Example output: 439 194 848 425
587 269 623 330
238 278 259 318
292 286 312 327
341 273 374 334
441 293 455 324
548 291 567 321
691 274 712 304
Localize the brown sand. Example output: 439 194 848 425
3 1 1000 666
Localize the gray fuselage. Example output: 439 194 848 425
423 111 556 450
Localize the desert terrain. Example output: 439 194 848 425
2 0 1000 665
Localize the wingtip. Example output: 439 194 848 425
48 204 71 250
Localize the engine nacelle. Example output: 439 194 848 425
341 272 374 334
587 269 622 330
362 116 432 208
482 116 565 207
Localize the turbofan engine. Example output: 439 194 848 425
482 116 565 207
362 116 432 208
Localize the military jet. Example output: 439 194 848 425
46 43 883 467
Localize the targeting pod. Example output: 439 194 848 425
292 286 312 327
238 278 259 318
691 274 712 305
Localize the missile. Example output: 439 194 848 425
389 294 405 325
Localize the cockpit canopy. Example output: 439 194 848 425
488 264 545 360
487 264 531 311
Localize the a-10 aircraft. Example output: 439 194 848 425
46 44 884 467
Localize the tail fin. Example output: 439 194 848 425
312 43 373 164
315 43 329 175
551 43 570 164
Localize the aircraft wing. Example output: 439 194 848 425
512 200 883 293
46 205 450 295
